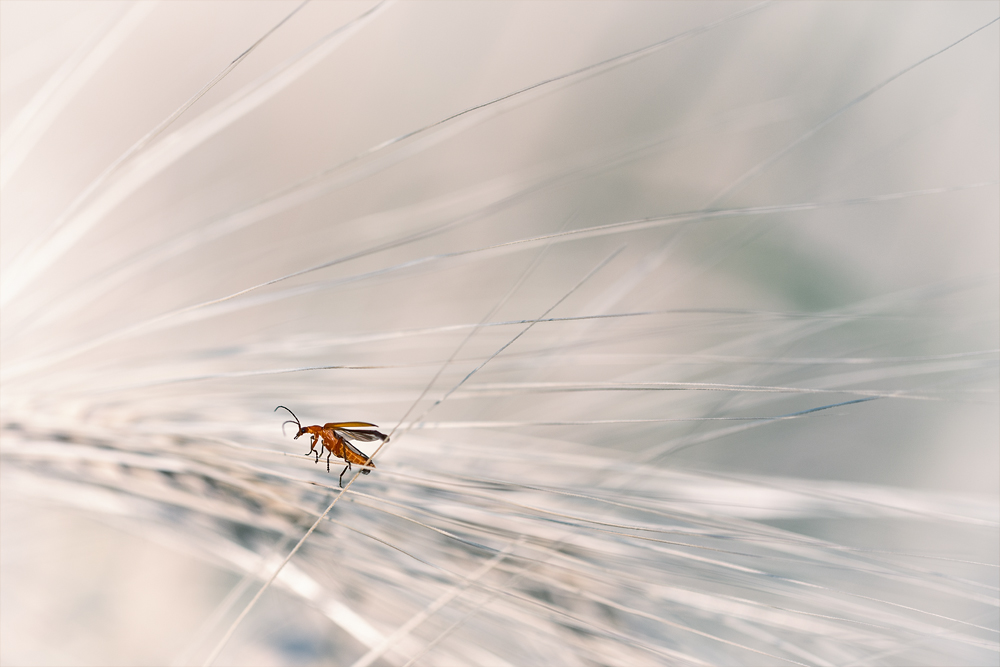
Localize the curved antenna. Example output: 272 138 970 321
274 405 301 436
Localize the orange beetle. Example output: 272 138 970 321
275 406 387 487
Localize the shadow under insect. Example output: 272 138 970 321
275 406 387 487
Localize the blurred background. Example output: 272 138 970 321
1 2 997 665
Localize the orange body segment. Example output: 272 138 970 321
299 424 378 469
316 427 375 468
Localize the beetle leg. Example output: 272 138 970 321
339 464 349 488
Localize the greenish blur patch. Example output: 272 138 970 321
725 228 865 312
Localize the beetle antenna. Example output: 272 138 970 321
274 405 301 436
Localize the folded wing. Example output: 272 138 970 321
326 423 389 443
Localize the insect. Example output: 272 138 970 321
275 406 388 487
